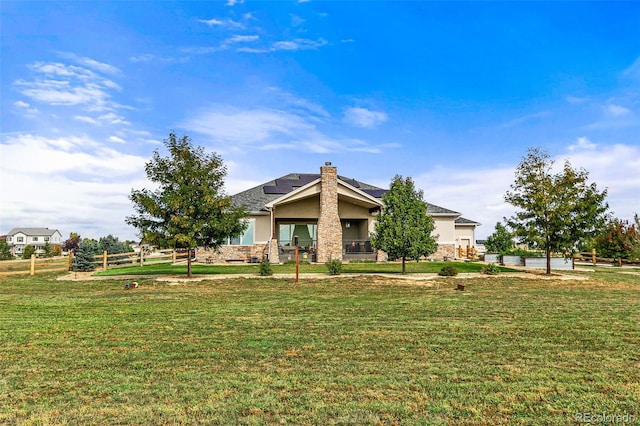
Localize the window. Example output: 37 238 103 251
227 220 254 245
44 237 50 242
33 237 39 242
278 223 317 247
17 237 24 243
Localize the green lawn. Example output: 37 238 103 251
94 260 514 276
1 271 638 425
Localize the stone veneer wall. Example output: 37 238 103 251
316 163 343 263
434 244 455 260
199 244 268 263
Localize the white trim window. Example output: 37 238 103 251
227 219 255 246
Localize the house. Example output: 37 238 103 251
5 228 63 256
203 162 479 263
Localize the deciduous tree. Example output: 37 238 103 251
505 148 609 274
484 222 514 255
371 175 438 274
126 132 247 276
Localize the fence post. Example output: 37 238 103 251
68 252 74 271
592 248 596 266
103 250 108 270
172 250 177 263
30 254 36 276
140 248 144 266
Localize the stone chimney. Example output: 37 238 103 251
316 162 343 262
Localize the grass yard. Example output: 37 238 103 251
94 260 512 276
1 270 639 425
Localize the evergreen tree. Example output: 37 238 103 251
371 175 438 274
72 240 100 272
0 240 13 260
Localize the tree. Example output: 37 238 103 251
126 132 248 277
0 240 13 260
371 175 438 274
505 148 609 274
592 216 639 262
484 222 514 254
72 240 99 272
62 232 82 253
22 245 36 259
98 235 131 254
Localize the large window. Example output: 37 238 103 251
228 220 254 246
278 223 317 247
17 237 24 243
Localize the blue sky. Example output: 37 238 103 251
1 1 639 241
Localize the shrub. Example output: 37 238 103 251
326 258 343 275
259 259 273 276
22 245 36 259
482 263 501 275
438 265 458 276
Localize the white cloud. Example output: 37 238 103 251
410 142 640 239
109 136 126 144
0 133 148 239
272 38 327 51
607 104 631 117
621 55 640 79
14 100 30 108
198 18 244 29
568 136 597 151
226 0 244 6
343 107 388 128
74 115 100 125
181 105 393 155
59 53 121 75
225 35 259 44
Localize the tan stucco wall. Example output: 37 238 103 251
273 196 320 218
338 201 372 218
432 216 455 244
455 225 476 246
254 215 271 243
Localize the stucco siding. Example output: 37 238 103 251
432 217 455 242
273 196 320 218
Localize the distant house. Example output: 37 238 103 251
201 163 480 263
5 228 63 256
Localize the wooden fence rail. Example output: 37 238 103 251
0 249 193 277
0 254 71 276
573 249 640 266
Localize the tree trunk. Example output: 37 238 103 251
546 247 551 275
187 247 192 277
402 257 406 274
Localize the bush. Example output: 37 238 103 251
481 263 501 275
326 258 343 275
259 259 273 276
438 265 458 276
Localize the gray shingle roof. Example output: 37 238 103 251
455 217 480 225
232 173 465 217
7 228 60 236
232 173 384 212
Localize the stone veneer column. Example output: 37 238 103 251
316 162 343 263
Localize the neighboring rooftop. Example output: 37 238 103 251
7 228 60 236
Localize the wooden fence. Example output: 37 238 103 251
573 249 640 266
0 249 193 277
0 255 71 276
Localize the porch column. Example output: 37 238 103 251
316 162 342 262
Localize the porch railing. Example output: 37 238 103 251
344 239 374 254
